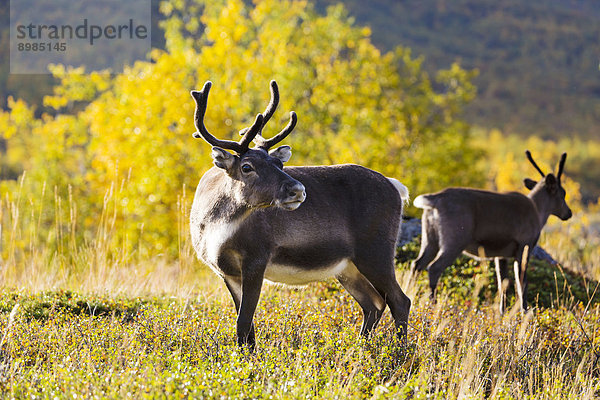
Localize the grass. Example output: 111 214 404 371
0 248 599 398
0 190 599 398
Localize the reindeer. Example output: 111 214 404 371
412 151 572 313
189 80 411 350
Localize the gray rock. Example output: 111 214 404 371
397 218 422 246
529 245 558 265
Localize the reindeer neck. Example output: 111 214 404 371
194 173 252 225
205 193 251 224
527 190 552 227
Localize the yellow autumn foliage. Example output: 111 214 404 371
0 0 484 257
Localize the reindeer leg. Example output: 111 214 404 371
237 263 266 351
423 211 472 300
337 263 386 336
513 246 530 312
223 275 242 312
411 209 440 275
353 244 411 342
494 258 509 314
224 274 258 344
426 249 463 299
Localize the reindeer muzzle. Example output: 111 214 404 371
279 181 306 211
560 208 573 221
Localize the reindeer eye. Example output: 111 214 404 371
241 164 254 173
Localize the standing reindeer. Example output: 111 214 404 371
189 80 411 350
412 151 572 313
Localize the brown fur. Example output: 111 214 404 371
189 81 410 350
412 152 572 313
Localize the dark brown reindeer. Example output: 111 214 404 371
412 151 572 313
189 80 411 350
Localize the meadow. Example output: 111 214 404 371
0 192 598 399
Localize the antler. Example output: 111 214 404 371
259 80 279 128
556 152 567 181
254 111 297 150
525 150 545 177
239 80 298 150
191 81 263 154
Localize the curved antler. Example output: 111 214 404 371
254 111 297 150
525 150 545 177
260 80 279 128
239 80 297 150
191 81 262 154
556 152 567 181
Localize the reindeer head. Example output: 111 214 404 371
191 81 306 211
523 150 572 221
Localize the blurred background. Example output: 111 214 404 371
0 0 598 287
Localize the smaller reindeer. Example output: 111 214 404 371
412 151 572 313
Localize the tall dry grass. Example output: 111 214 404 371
540 211 600 280
0 177 201 297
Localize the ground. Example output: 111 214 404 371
0 237 598 398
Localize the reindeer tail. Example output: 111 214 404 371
387 178 409 204
413 194 436 209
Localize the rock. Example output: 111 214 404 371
397 217 422 246
529 245 558 265
398 217 558 265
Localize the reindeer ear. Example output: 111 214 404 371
269 145 292 163
524 178 537 190
211 147 236 171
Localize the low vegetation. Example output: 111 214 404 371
0 235 598 398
